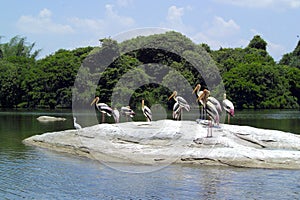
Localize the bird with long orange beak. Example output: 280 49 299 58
168 91 190 120
142 99 152 122
197 89 220 137
91 97 113 123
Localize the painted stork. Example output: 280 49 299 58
205 101 220 137
208 96 222 115
197 89 222 123
172 101 182 120
121 106 135 121
192 84 203 98
90 97 113 123
73 117 82 130
194 85 222 121
198 89 220 137
168 91 190 120
222 93 234 124
142 99 152 122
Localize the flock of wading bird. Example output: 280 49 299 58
74 84 234 137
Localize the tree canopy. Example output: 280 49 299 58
279 40 300 69
0 33 299 110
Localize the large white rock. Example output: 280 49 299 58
23 120 300 169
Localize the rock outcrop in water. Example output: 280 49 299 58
36 116 66 122
23 120 300 169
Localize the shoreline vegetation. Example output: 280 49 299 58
0 32 299 110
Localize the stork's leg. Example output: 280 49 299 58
206 120 212 137
207 122 209 137
180 109 183 121
209 120 213 137
228 114 230 124
200 106 204 119
200 106 203 120
179 109 182 121
210 121 213 137
102 113 105 123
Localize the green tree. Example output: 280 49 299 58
280 40 300 69
28 47 93 108
247 35 267 51
223 63 298 109
0 36 41 59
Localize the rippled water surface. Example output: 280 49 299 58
1 109 300 199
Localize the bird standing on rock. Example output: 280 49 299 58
73 117 82 130
222 93 234 124
142 99 152 122
197 89 220 137
121 106 135 121
90 97 113 123
172 101 182 120
168 91 190 120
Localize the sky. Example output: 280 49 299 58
1 0 300 61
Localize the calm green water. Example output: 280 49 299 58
1 109 300 199
231 109 300 134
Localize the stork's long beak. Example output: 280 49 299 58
192 84 200 94
168 92 175 101
192 86 197 94
90 98 96 106
197 91 205 102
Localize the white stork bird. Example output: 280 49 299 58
121 106 135 121
206 101 220 137
141 99 152 122
91 97 113 123
73 117 82 130
198 89 220 137
208 96 222 115
168 91 190 120
194 84 222 122
222 93 234 124
172 101 182 120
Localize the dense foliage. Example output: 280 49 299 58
0 33 299 109
0 36 92 108
210 35 300 109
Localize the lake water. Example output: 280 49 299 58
1 109 300 199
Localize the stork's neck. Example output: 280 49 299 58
142 100 144 108
197 86 201 94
